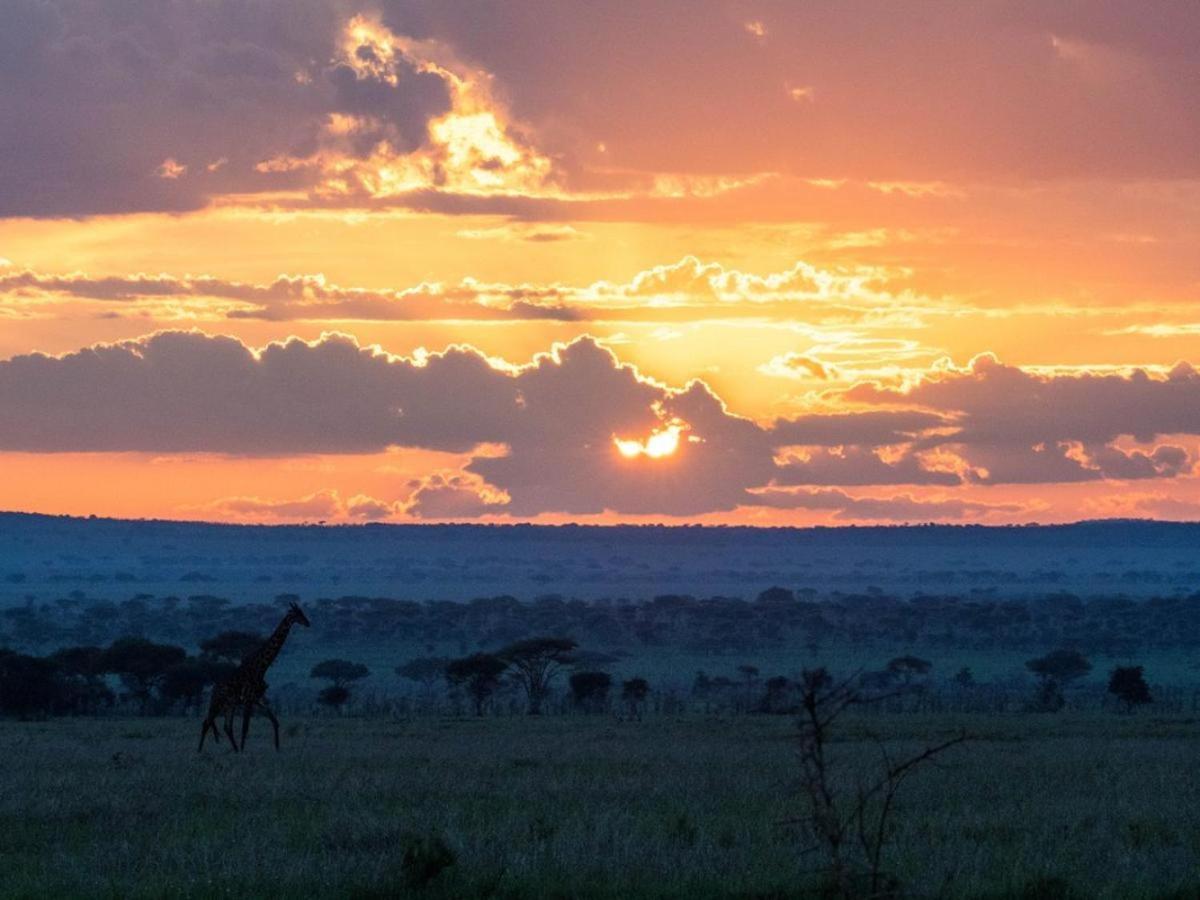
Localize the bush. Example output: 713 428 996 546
569 670 612 713
400 832 457 888
1108 665 1152 712
318 685 351 711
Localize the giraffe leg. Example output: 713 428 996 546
240 705 254 750
198 717 213 752
223 708 239 752
258 700 281 751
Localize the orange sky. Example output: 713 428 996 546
3 4 1200 525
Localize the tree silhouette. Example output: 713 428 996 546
49 646 113 714
1026 649 1092 685
99 637 187 713
445 653 507 716
199 631 264 664
311 659 370 712
499 637 577 714
1108 665 1152 712
1026 649 1091 713
569 670 612 713
395 657 450 691
0 650 64 718
311 659 370 687
317 685 351 711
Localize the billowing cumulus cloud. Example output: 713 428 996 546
841 353 1198 483
401 472 509 519
2 332 1198 518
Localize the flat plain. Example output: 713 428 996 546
3 713 1200 898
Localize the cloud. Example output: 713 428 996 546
456 223 587 242
0 331 521 455
773 447 962 486
401 472 510 519
746 487 1024 522
0 256 926 325
396 2 1200 183
7 2 1200 219
3 332 1198 517
0 3 456 217
206 489 345 521
759 352 836 380
205 489 400 521
840 353 1199 483
0 266 580 322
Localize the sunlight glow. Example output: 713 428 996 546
614 423 683 459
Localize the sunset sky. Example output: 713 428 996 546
3 1 1200 525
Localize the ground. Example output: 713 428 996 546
2 714 1200 898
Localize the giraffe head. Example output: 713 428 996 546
288 601 311 628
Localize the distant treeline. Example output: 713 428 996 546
0 631 1169 721
4 587 1200 659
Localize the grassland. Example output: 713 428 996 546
3 713 1200 898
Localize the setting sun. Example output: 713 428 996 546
614 424 684 460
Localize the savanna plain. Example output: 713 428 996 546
4 713 1200 899
5 519 1200 898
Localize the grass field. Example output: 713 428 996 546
3 713 1200 898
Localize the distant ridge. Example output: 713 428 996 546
2 509 1198 545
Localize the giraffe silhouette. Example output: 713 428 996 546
198 602 310 752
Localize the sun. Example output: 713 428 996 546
614 423 683 459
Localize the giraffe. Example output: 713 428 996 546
198 601 310 752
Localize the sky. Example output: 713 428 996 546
3 0 1200 526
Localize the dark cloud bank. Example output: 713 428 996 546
0 332 1194 517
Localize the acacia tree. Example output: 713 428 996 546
311 659 370 712
1108 665 1152 712
99 638 187 713
1026 649 1091 712
49 646 113 715
499 637 577 715
200 631 264 664
396 657 450 692
445 653 507 716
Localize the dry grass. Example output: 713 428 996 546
2 714 1200 897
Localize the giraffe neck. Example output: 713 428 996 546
244 614 294 680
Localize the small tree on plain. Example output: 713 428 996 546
396 657 451 691
318 685 351 712
1026 649 1091 712
790 667 968 897
499 637 577 715
885 656 932 687
569 670 612 713
445 653 507 716
311 659 370 712
1108 665 1152 712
